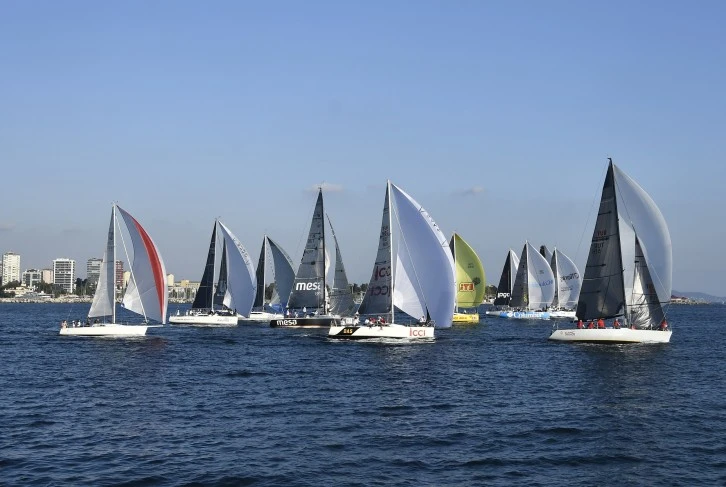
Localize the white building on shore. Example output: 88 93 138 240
53 258 76 293
2 252 21 286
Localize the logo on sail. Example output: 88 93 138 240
459 282 474 292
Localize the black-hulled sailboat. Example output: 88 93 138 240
270 189 341 328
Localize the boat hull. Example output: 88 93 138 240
270 316 341 328
169 314 238 326
549 310 577 320
328 323 434 339
452 312 479 324
549 328 672 343
241 311 284 323
485 310 551 320
59 324 148 337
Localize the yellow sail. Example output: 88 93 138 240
451 233 486 309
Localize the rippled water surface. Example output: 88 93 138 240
1 303 725 486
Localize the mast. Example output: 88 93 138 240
552 250 559 308
609 159 629 320
320 188 326 314
388 180 395 324
112 204 117 325
263 235 267 307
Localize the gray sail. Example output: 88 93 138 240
192 222 217 310
357 185 392 318
628 236 666 329
88 208 115 319
267 236 295 306
252 238 266 309
326 215 356 316
509 243 529 308
576 163 626 321
287 190 326 310
539 245 553 264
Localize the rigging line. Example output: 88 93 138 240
575 162 609 271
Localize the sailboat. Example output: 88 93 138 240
450 232 485 324
550 159 672 343
169 220 257 326
485 249 520 316
547 248 582 319
329 181 455 339
244 235 296 322
270 188 342 328
489 241 556 320
59 204 167 336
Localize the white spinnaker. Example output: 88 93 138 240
554 249 581 309
217 221 257 316
390 183 455 328
117 206 168 324
88 209 115 319
526 242 555 310
510 250 520 286
613 164 672 306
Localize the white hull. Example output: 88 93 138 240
328 322 434 339
241 311 284 322
169 314 237 326
59 323 148 337
485 310 551 320
549 328 672 343
549 310 577 320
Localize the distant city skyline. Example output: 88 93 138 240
1 2 725 297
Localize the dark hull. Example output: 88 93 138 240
269 316 340 328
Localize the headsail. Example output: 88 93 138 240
253 237 266 309
217 221 256 316
390 183 455 328
287 190 326 310
192 222 217 310
116 206 168 324
449 233 486 309
267 237 295 306
214 239 229 307
357 185 393 319
493 249 518 306
88 208 116 319
551 249 581 309
629 236 666 329
326 215 356 316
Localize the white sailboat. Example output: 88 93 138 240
549 159 673 343
489 241 556 320
547 248 582 320
329 181 455 339
245 235 296 322
59 204 167 337
170 220 256 326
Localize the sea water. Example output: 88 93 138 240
1 302 724 486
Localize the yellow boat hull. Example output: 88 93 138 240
452 312 479 324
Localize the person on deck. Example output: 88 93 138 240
597 318 605 329
577 320 584 329
660 319 669 331
587 321 595 329
613 318 621 329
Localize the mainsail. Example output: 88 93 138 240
88 208 116 319
326 215 356 316
287 189 326 310
192 222 218 310
214 239 229 307
357 185 393 319
252 237 267 309
449 233 486 310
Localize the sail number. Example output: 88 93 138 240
410 328 428 337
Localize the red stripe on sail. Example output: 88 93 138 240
129 217 165 317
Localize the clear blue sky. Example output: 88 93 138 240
1 1 724 296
